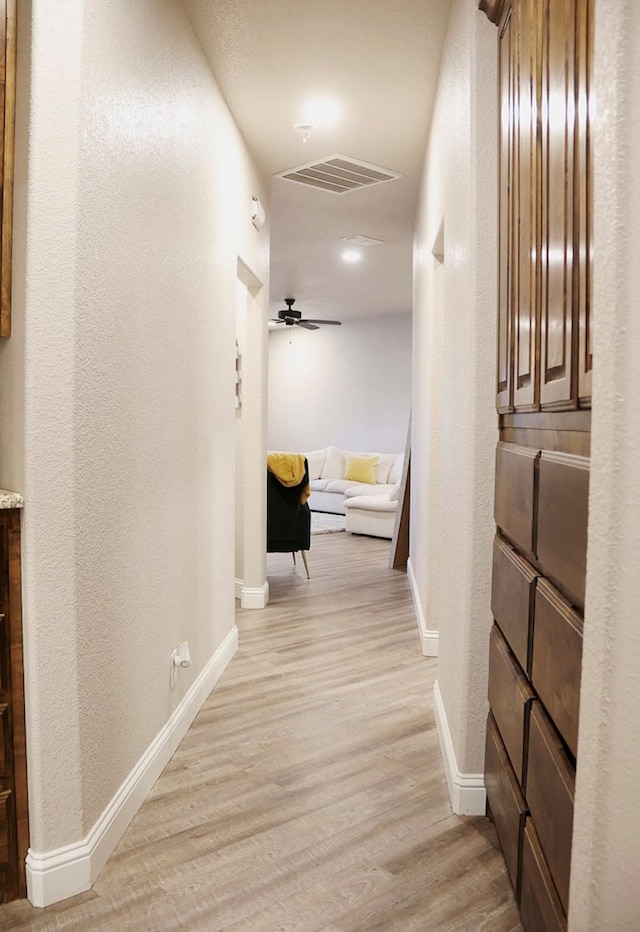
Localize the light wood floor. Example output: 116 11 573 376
0 532 522 931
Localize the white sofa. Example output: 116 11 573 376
303 445 403 539
344 493 399 539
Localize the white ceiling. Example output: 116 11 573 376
182 0 451 323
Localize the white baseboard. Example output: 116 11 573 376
235 577 243 600
240 579 269 609
26 625 239 908
406 557 439 656
433 679 486 816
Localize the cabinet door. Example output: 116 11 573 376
497 8 514 413
0 0 16 338
513 0 539 411
539 0 577 409
576 0 593 406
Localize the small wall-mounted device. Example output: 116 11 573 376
169 641 191 687
251 194 265 231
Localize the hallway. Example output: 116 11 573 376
0 533 520 930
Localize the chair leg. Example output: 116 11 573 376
300 550 310 579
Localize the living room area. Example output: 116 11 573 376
267 310 412 553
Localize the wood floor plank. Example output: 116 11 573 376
0 531 521 930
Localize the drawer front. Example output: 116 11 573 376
525 702 575 913
536 451 589 609
485 713 528 895
488 625 535 784
0 788 9 865
0 704 9 779
520 818 567 932
494 443 538 558
532 579 583 758
492 535 539 672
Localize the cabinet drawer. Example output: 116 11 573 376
485 713 528 895
491 535 538 672
532 579 583 758
488 625 535 784
536 451 589 609
520 817 567 932
525 702 575 913
0 704 9 779
0 786 12 868
494 443 538 559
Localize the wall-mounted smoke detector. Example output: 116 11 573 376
275 155 402 195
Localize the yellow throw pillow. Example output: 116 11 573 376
344 454 379 485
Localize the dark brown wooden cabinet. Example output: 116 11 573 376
0 508 27 903
480 0 592 927
0 0 16 338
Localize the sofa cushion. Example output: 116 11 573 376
320 445 348 480
344 454 378 485
309 477 331 492
344 482 396 499
389 453 405 484
304 448 328 480
323 478 358 494
344 494 398 513
373 453 397 484
389 479 402 502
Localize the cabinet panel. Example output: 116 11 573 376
526 702 575 913
576 0 593 405
488 625 535 784
485 713 528 895
513 0 539 411
536 450 589 609
0 0 15 338
491 535 539 673
532 579 583 758
0 704 9 778
539 0 577 409
497 8 514 412
520 818 567 932
494 442 538 558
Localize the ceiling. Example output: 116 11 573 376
182 0 451 323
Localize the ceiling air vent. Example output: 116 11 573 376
275 155 402 194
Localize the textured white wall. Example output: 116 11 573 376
267 313 411 454
2 0 267 856
569 0 640 926
411 0 497 776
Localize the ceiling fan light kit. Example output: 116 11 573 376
270 298 342 331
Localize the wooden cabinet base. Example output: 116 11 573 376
0 509 28 902
520 819 567 932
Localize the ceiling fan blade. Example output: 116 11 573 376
296 321 320 330
302 319 342 326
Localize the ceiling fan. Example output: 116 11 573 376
270 298 342 331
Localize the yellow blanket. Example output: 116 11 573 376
267 452 310 503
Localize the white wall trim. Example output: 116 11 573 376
240 580 269 609
407 557 439 656
433 679 486 815
235 577 243 600
25 625 239 908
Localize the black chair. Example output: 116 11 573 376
267 457 311 578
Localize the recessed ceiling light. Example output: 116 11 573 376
301 97 341 128
342 249 362 263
